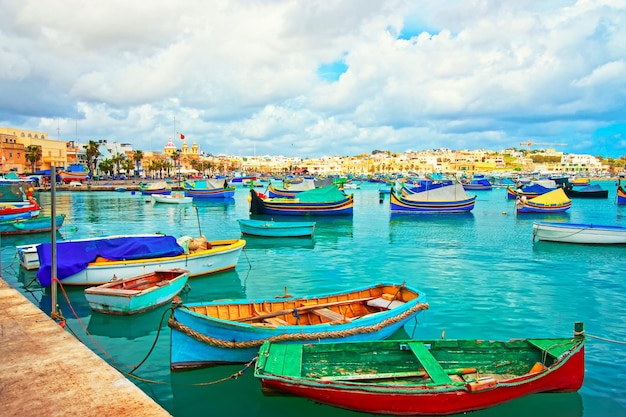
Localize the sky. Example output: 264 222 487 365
1 0 626 159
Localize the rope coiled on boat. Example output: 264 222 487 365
167 302 429 349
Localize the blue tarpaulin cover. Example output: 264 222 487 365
36 235 185 287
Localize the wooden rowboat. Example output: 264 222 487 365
254 323 585 416
237 219 316 237
169 283 428 370
84 268 190 315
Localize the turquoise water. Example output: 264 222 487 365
1 181 625 417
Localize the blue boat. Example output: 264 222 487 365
237 219 316 237
0 214 65 235
183 179 235 199
169 282 428 369
249 186 354 216
84 268 190 315
462 175 493 191
391 184 476 214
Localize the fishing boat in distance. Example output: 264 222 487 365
617 177 626 205
249 186 354 216
563 184 608 199
237 219 316 237
533 222 626 244
390 183 476 214
254 323 585 416
34 234 246 286
169 283 428 370
183 179 235 199
151 193 193 204
140 180 172 195
461 175 492 191
515 188 572 214
84 268 190 315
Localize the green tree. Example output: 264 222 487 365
98 159 114 177
25 145 42 173
84 140 101 179
132 150 144 178
111 153 125 176
122 158 135 177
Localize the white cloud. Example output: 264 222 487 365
1 0 625 158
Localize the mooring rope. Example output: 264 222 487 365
168 301 429 349
575 329 626 345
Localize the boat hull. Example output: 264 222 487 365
184 189 235 199
249 189 354 216
533 222 626 244
0 214 65 235
255 332 585 416
390 189 476 214
58 170 89 183
36 238 245 286
169 283 427 370
84 268 189 315
516 201 571 214
151 194 193 204
141 188 171 195
237 219 316 237
617 185 626 205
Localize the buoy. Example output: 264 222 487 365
501 211 507 215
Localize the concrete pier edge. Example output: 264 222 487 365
0 278 172 417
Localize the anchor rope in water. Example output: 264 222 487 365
168 301 429 349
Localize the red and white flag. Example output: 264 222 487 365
177 132 185 140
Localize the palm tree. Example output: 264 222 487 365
84 140 101 180
25 145 42 173
111 153 125 177
98 159 114 178
122 158 135 178
132 150 144 179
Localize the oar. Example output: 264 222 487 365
236 296 375 323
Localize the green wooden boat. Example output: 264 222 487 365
255 322 585 416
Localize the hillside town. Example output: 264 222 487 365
1 127 624 179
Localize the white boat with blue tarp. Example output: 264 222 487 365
34 234 245 286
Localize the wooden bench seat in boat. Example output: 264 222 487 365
367 297 405 310
311 308 349 323
264 317 289 326
407 341 453 385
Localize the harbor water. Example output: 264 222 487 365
1 181 625 417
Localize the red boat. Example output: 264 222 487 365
0 182 41 220
255 323 585 416
58 170 89 183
